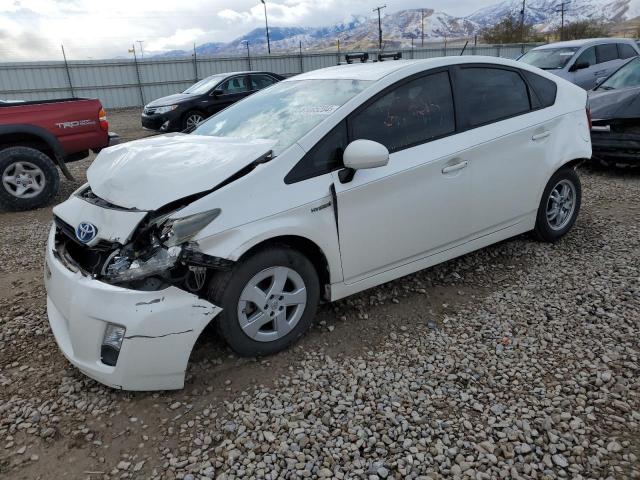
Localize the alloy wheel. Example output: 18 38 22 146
186 114 204 129
546 179 576 231
237 266 307 343
2 161 46 199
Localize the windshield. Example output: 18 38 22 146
192 79 372 155
183 75 226 95
598 57 640 90
520 47 579 70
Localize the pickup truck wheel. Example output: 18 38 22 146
0 146 59 211
208 247 320 357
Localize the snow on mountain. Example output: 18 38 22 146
149 0 640 58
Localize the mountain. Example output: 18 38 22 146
469 0 640 31
148 0 640 58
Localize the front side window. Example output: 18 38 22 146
519 47 579 70
598 57 640 90
575 47 596 67
193 79 371 156
596 44 619 63
220 76 249 94
183 75 225 95
350 71 455 153
456 67 530 127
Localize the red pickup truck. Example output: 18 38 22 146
0 98 118 211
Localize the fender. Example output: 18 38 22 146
0 124 75 180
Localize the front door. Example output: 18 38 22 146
207 75 249 115
332 70 473 284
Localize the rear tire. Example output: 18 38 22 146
0 146 59 211
208 246 320 357
533 167 581 242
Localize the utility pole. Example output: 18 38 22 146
421 9 425 46
555 2 570 41
260 0 271 54
243 40 251 70
136 40 145 59
520 0 526 53
373 5 386 50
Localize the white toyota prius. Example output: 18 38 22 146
45 56 591 390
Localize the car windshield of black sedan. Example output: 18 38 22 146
192 79 371 155
183 75 226 95
598 57 640 90
520 47 579 70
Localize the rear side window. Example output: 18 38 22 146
455 67 530 127
285 121 348 184
523 71 557 108
617 43 637 59
251 75 277 89
596 44 619 63
350 71 455 153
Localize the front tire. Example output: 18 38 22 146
533 167 581 242
0 147 59 211
182 111 205 131
208 247 320 357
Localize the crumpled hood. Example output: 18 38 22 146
87 134 275 211
588 87 640 121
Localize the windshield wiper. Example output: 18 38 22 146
598 85 614 91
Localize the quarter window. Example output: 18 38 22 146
617 43 637 59
285 121 348 184
456 67 530 127
350 71 455 153
523 71 557 108
596 44 619 63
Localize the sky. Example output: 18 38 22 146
0 0 496 61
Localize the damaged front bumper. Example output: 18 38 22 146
44 225 222 391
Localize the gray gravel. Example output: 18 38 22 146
0 123 638 480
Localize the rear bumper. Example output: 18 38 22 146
591 131 640 163
44 225 221 391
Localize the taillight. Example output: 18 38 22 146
586 107 592 130
99 107 108 132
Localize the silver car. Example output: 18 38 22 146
519 38 639 90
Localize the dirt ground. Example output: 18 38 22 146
0 109 638 480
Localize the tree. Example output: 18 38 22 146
557 20 610 40
480 14 542 44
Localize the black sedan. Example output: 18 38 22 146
141 71 284 132
589 56 640 165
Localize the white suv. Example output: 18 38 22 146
45 56 591 390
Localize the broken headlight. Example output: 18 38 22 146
103 246 182 282
159 209 221 247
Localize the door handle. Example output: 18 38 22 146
442 160 468 174
532 131 551 141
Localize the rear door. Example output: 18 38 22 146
249 74 279 93
593 43 624 84
332 70 474 283
451 65 556 235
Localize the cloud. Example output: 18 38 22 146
0 0 498 60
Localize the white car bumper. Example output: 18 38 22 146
44 226 221 391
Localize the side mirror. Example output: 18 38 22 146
343 139 389 170
211 89 223 97
570 61 589 72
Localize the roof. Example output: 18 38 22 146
532 38 637 50
291 60 418 81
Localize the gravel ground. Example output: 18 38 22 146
0 109 639 479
